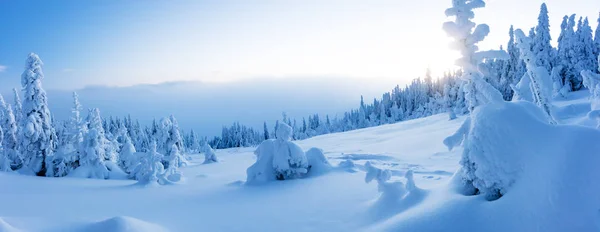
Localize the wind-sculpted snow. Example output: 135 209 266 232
372 100 600 231
0 218 20 232
77 216 168 232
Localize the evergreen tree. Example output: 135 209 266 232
443 0 506 112
0 125 10 171
19 53 56 176
515 29 556 124
69 92 86 150
532 3 554 73
12 88 22 127
0 95 20 170
575 17 597 78
594 13 600 63
263 121 270 140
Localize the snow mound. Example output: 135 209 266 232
365 163 427 220
0 218 20 232
79 216 168 232
305 147 332 176
373 100 600 231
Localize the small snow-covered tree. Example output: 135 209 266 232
118 133 137 173
0 95 21 170
12 88 22 128
158 115 186 168
68 92 86 150
246 122 308 183
163 143 183 182
514 29 557 124
0 126 11 172
73 108 111 179
582 55 600 127
19 53 56 176
442 0 507 112
133 140 165 185
202 143 218 164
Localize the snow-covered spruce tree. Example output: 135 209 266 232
118 133 137 174
12 88 22 127
582 55 600 128
163 144 183 182
166 115 185 166
557 15 579 90
19 53 56 176
132 140 165 185
442 0 518 201
532 3 554 73
595 13 600 60
0 95 22 170
202 142 218 164
155 116 186 167
514 29 557 124
246 122 308 183
263 122 270 140
70 108 124 179
68 92 86 150
575 18 597 80
0 126 11 172
442 0 506 112
188 129 200 153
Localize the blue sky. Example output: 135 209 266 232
0 0 598 90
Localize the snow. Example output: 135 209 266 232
0 91 598 231
371 96 600 231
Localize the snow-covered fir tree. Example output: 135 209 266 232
132 140 165 185
532 3 554 73
73 108 113 179
202 142 218 164
442 0 506 111
0 124 10 172
515 29 557 124
0 95 21 170
19 53 56 176
12 88 22 128
118 132 137 174
68 92 86 150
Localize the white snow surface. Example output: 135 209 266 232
0 91 598 231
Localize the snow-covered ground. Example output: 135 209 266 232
0 92 596 232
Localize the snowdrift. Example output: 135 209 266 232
372 100 600 231
78 216 168 232
0 218 20 232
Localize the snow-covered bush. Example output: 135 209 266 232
246 122 308 183
305 147 332 176
445 100 551 200
202 143 218 164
